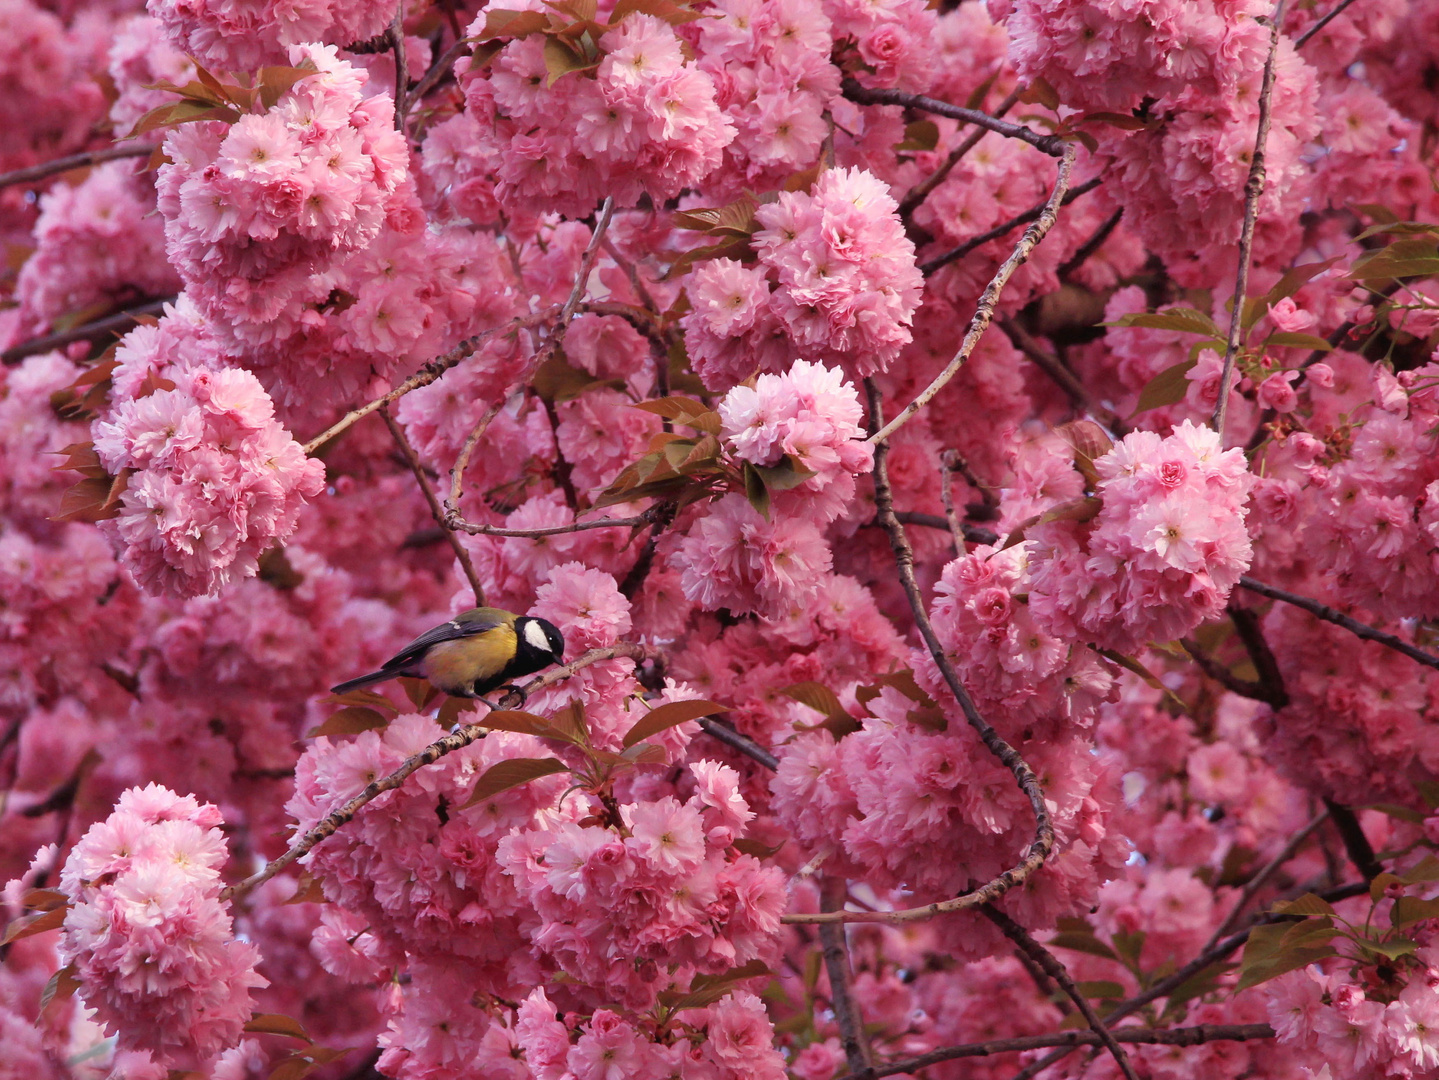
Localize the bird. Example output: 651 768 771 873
330 607 565 703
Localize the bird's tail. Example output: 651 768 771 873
330 669 395 695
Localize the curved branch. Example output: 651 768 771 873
872 144 1078 445
0 144 154 191
897 88 1022 220
1237 576 1439 672
842 80 1066 157
221 644 647 903
3 298 173 366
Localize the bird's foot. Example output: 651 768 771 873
494 684 527 708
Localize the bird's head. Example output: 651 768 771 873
517 615 565 664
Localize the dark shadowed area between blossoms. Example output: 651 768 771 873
2 0 1439 1079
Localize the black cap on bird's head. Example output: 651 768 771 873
515 615 565 666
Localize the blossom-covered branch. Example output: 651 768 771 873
841 79 1067 156
0 144 155 191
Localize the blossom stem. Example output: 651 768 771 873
1211 0 1288 437
379 405 485 607
872 144 1078 445
0 144 154 191
782 383 1054 927
841 80 1066 157
221 644 647 904
1237 575 1439 672
1293 0 1359 47
981 905 1140 1080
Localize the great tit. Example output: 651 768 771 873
331 607 565 701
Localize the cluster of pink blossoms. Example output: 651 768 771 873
93 347 324 598
1026 421 1256 654
145 0 389 70
684 167 924 390
57 785 266 1067
451 12 734 221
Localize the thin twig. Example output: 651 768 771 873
380 406 485 607
897 88 1022 219
784 384 1053 927
389 4 407 130
697 717 780 772
222 644 647 903
873 145 1078 445
0 144 154 191
1293 0 1360 47
446 513 652 538
842 80 1066 157
821 879 873 1078
407 37 471 108
301 310 555 454
1237 576 1439 672
998 316 1124 432
562 198 616 327
892 512 999 547
1324 800 1384 882
1212 0 1288 436
1057 206 1124 281
919 176 1101 277
837 1025 1275 1080
3 299 172 366
444 401 504 524
1179 639 1277 706
982 906 1139 1080
1200 811 1328 953
938 451 966 555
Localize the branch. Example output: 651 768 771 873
1212 0 1288 436
3 298 172 366
893 511 999 548
1179 638 1277 706
998 315 1125 433
222 644 647 903
446 513 652 538
842 79 1066 157
0 144 154 191
1058 205 1124 281
873 144 1078 445
380 406 485 607
918 176 1101 277
301 309 556 454
1324 800 1384 882
938 452 967 555
1237 576 1439 672
697 717 780 772
837 1024 1275 1080
406 36 470 108
897 88 1022 219
444 400 504 527
981 905 1140 1080
389 3 407 130
1227 603 1289 707
1293 0 1360 47
821 879 873 1078
1199 810 1328 953
783 384 1054 927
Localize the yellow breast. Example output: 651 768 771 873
420 626 518 695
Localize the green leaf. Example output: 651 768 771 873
542 35 596 86
782 682 847 719
1111 929 1146 969
608 0 704 26
1349 239 1439 281
256 62 318 110
1417 782 1439 810
436 696 478 729
1049 930 1119 962
1273 893 1337 917
460 758 570 808
894 120 940 153
1236 921 1337 992
1354 220 1439 242
1364 803 1426 825
743 461 770 521
1371 872 1404 903
1075 980 1125 999
1159 961 1231 1016
621 698 726 748
478 9 552 39
1392 896 1439 928
398 677 441 711
245 1014 312 1042
659 960 771 1011
1365 937 1419 961
620 742 669 765
307 707 389 738
1244 259 1340 330
1018 76 1059 111
753 456 816 492
1266 332 1333 352
1111 307 1223 337
1093 646 1188 714
1400 855 1439 884
1131 358 1199 415
732 837 784 859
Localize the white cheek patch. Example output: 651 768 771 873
524 621 551 653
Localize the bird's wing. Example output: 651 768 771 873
380 609 512 672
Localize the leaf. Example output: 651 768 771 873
533 351 616 402
782 682 848 720
1055 419 1113 488
1002 496 1103 550
673 196 758 238
753 456 816 493
258 546 304 591
1273 893 1337 917
543 35 595 86
1366 937 1419 961
608 0 703 26
743 461 770 521
1018 76 1059 111
1111 928 1146 969
894 120 940 153
1266 332 1333 352
1111 307 1222 337
21 888 69 912
478 9 553 39
1370 872 1404 903
620 742 669 765
479 709 580 743
634 395 710 420
307 707 389 738
1400 855 1439 884
1354 220 1439 242
1075 980 1125 999
1236 921 1332 993
1247 259 1339 329
50 442 107 479
1048 931 1119 962
398 677 440 711
245 1014 313 1042
1159 961 1231 1015
1131 358 1199 416
1080 111 1148 131
320 688 399 713
436 696 478 729
663 235 752 280
1416 782 1439 810
460 757 570 808
37 963 79 1018
256 62 317 110
659 960 771 1010
1093 647 1188 714
1349 239 1439 281
732 837 784 859
1392 896 1439 928
2 905 67 946
284 873 327 905
621 699 727 748
547 700 590 743
52 469 131 523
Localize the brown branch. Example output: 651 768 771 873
389 4 407 130
1200 810 1328 953
301 309 555 454
821 879 873 1077
1237 576 1439 672
406 36 470 109
874 145 1078 444
1293 0 1360 47
893 511 999 548
222 644 647 903
446 514 651 538
1324 800 1384 882
938 451 967 555
618 501 677 602
0 144 154 191
838 1024 1275 1080
982 906 1139 1080
897 88 1022 219
1179 639 1277 706
998 316 1124 432
918 176 1101 277
444 401 504 526
1227 603 1289 707
1212 0 1288 436
1058 206 1124 281
3 298 172 366
380 406 484 607
697 717 780 772
842 79 1066 157
784 383 1054 927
